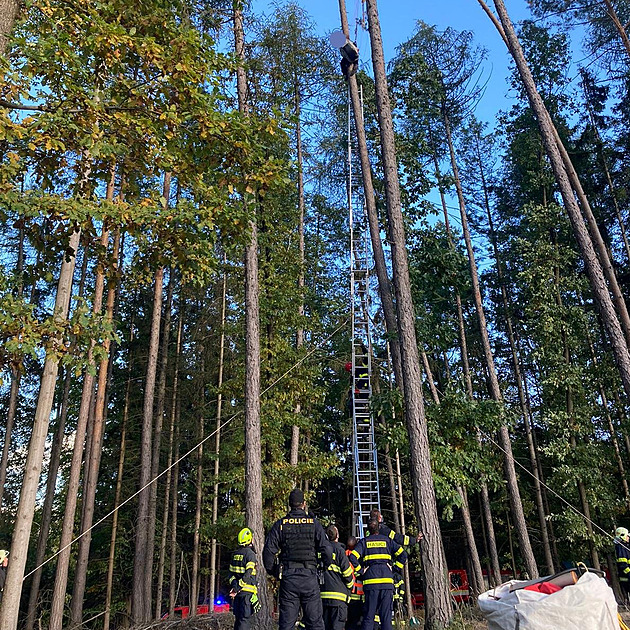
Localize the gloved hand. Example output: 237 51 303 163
250 591 261 614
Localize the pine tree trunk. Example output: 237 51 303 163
144 271 174 616
364 2 453 626
24 370 71 630
291 80 305 468
169 424 180 616
132 260 165 624
487 0 630 402
0 227 81 630
234 3 273 628
394 449 415 618
103 350 131 630
0 364 20 514
0 0 18 54
384 443 401 533
443 110 538 578
49 248 106 630
189 416 204 615
70 220 120 625
601 0 630 59
156 312 183 620
338 0 403 387
209 265 227 607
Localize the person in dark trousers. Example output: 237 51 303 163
321 526 353 630
263 488 332 630
345 537 363 630
615 526 630 604
0 550 8 605
229 528 259 630
349 518 407 630
369 509 423 548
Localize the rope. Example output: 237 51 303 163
483 431 630 554
23 317 349 581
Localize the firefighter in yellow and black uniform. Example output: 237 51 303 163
349 518 407 630
229 528 259 630
320 526 354 630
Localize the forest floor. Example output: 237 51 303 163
135 606 630 629
136 607 488 629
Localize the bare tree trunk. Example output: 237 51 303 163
0 365 20 513
338 0 403 387
131 263 164 623
169 425 180 616
0 227 81 630
234 4 273 628
484 0 630 402
70 224 120 625
384 443 401 533
0 0 19 54
601 0 630 59
291 80 305 469
156 312 183 620
363 2 453 626
24 370 72 630
132 174 170 624
103 353 131 630
209 265 227 607
144 271 174 617
394 449 415 618
189 415 204 615
443 110 538 578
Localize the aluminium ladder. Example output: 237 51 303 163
348 88 380 538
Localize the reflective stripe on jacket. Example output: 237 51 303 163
321 541 353 605
229 545 258 596
349 533 407 590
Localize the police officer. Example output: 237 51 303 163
349 518 407 630
263 488 332 630
229 528 259 630
321 526 353 630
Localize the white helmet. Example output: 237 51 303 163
616 527 629 542
0 549 8 562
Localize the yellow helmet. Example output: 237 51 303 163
0 550 9 562
616 527 629 542
238 528 253 546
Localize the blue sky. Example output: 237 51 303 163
251 0 535 125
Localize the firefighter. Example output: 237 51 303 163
615 526 630 603
229 528 259 630
263 488 332 630
345 537 363 630
349 518 407 630
321 526 353 630
369 509 422 548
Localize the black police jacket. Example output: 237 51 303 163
263 508 332 575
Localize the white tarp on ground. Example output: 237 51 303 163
478 571 619 630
